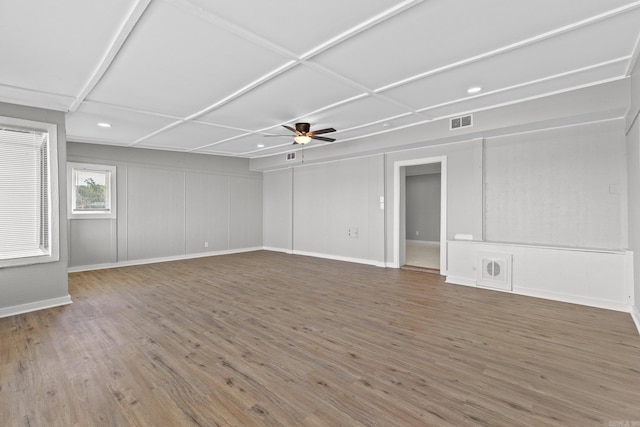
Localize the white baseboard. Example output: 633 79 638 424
445 276 477 287
632 305 640 335
68 247 264 273
263 246 293 254
0 295 72 319
291 250 386 268
70 247 386 273
445 277 631 313
513 286 630 312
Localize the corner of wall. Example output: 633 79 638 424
632 305 640 336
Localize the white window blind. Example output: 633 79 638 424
0 127 50 260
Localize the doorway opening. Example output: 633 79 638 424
393 156 447 274
404 164 441 272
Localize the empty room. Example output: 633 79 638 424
1 1 640 426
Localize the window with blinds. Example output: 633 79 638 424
0 117 59 267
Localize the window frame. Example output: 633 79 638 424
0 116 59 269
67 162 117 219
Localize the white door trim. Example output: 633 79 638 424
393 156 448 273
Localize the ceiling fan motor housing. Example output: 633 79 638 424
295 122 311 134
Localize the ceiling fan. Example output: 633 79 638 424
278 122 337 145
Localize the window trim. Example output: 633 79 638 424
0 116 59 269
67 162 117 219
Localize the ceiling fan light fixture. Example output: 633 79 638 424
294 135 311 145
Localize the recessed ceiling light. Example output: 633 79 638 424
97 122 112 128
467 86 482 94
257 144 265 148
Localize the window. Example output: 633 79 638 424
68 162 116 219
0 117 59 267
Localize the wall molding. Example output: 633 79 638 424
0 295 72 319
68 247 263 273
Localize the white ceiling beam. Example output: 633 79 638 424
168 0 299 61
69 0 153 112
625 31 640 76
299 0 423 60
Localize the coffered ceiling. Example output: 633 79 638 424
2 0 639 158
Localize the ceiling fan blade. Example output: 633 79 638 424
309 127 336 136
282 125 296 133
311 135 336 142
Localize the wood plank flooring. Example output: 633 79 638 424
1 251 639 426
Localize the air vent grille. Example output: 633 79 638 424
477 252 512 291
450 114 473 130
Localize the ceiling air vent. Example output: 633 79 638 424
450 114 473 130
285 152 296 161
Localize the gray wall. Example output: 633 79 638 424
258 81 630 269
405 173 441 242
386 139 484 263
67 143 262 267
0 102 68 310
263 155 385 264
485 120 627 250
251 80 629 172
626 56 640 310
263 168 293 251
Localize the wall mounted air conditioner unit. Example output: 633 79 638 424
477 252 512 291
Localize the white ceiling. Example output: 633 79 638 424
2 0 639 158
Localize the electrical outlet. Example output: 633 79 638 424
348 227 359 238
416 231 419 236
204 241 209 248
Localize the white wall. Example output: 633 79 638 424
0 102 69 317
448 241 632 311
67 143 262 269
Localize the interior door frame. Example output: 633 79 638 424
393 156 447 273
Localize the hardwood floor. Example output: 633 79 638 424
1 251 639 426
